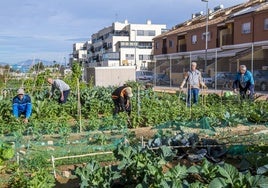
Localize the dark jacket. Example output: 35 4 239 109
111 86 130 111
12 95 32 119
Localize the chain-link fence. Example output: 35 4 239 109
148 45 268 92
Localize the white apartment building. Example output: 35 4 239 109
70 42 89 66
85 20 167 70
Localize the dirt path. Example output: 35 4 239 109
153 86 268 100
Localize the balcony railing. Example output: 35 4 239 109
221 34 233 46
177 44 187 52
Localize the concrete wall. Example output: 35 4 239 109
85 66 136 87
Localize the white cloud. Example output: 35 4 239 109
0 0 246 64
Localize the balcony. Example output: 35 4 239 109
177 44 187 52
222 34 233 46
118 41 152 49
103 52 120 61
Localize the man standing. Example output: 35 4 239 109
180 62 206 106
12 88 32 123
233 65 254 100
111 86 133 116
47 78 70 104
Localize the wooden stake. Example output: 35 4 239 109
77 78 82 133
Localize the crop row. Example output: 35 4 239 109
0 82 268 136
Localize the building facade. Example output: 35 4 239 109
153 0 268 86
72 20 167 71
70 42 88 65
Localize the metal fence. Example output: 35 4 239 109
148 45 268 92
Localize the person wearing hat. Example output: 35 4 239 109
111 85 133 116
47 78 70 104
12 88 32 123
233 65 254 100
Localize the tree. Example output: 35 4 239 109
30 62 45 72
65 61 86 89
71 61 82 80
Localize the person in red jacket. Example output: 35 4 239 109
111 86 133 116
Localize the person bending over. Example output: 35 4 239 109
47 78 70 104
111 86 133 116
233 65 254 100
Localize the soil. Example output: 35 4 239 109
54 124 268 187
56 124 268 187
1 124 267 188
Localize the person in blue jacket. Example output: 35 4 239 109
12 88 32 123
233 65 255 100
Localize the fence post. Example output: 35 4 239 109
51 155 56 178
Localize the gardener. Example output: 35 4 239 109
12 88 32 123
179 62 207 106
47 78 70 104
111 85 133 116
233 65 254 100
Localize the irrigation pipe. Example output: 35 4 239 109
51 151 113 178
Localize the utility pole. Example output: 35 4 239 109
202 0 209 72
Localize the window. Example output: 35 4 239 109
264 18 268 30
139 54 153 60
139 42 152 49
125 54 134 60
202 32 211 41
107 42 112 49
191 35 197 44
119 41 136 48
137 30 155 36
147 30 156 36
169 40 173 47
242 22 251 34
155 42 159 49
137 30 145 36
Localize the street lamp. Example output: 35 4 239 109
202 0 208 72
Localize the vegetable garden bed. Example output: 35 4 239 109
0 77 268 187
1 124 268 187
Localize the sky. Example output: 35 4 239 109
0 0 247 65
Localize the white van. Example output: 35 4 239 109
136 70 154 83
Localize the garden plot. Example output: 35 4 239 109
1 123 268 187
0 79 268 187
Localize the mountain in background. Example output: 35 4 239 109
16 59 60 66
0 62 9 67
9 59 63 73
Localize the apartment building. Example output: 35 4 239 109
76 20 167 70
70 42 88 66
153 0 268 84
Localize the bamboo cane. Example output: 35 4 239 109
77 78 82 133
